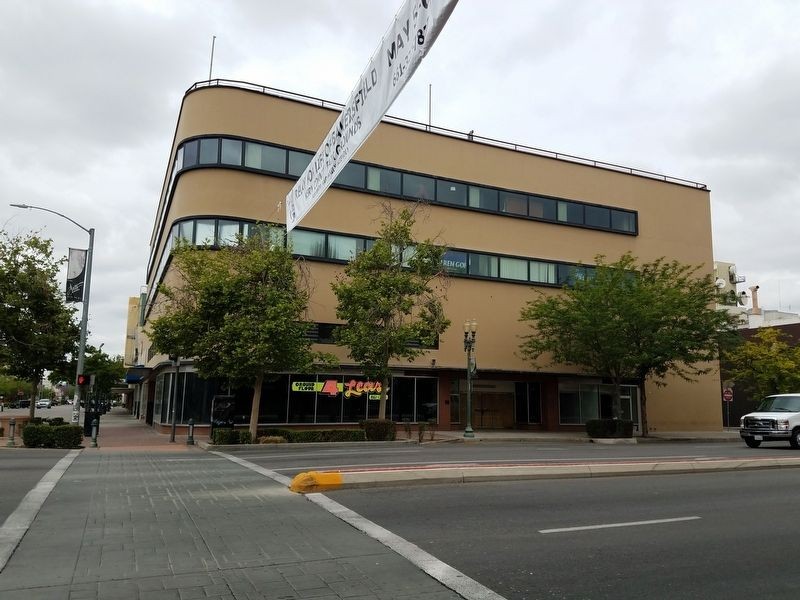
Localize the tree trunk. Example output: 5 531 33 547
378 375 389 420
249 374 263 441
639 378 649 437
28 376 39 422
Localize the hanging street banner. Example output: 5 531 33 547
65 247 87 303
285 0 459 232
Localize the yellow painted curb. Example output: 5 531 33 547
290 471 344 494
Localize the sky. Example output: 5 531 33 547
1 0 798 358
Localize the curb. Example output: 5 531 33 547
198 439 416 451
288 456 800 493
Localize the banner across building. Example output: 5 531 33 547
285 0 459 232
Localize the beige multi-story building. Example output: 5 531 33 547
125 80 722 435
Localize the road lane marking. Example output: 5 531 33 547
308 493 507 600
211 450 293 486
0 449 81 572
214 451 505 599
539 515 701 534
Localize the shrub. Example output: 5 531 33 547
47 417 66 426
417 421 427 443
52 425 83 448
428 419 437 442
585 419 634 438
258 435 287 444
22 424 55 448
238 430 253 445
211 428 238 445
360 419 396 441
257 428 367 443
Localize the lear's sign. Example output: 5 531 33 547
285 0 459 231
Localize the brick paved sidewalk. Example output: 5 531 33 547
87 408 196 452
0 448 461 600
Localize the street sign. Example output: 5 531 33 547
722 387 734 402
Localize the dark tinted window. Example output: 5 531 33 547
199 138 219 164
611 210 636 232
500 192 528 216
288 151 313 176
335 162 366 188
182 140 199 167
436 180 467 206
528 195 557 220
468 186 499 211
402 173 435 200
558 201 584 224
585 205 610 228
366 167 402 195
221 139 242 166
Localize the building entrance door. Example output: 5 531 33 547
473 392 515 429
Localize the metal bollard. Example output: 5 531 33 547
90 418 98 448
186 418 195 445
6 418 15 447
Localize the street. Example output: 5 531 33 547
326 469 800 599
223 439 800 479
3 421 800 599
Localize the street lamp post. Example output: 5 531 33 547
10 203 94 426
463 319 477 438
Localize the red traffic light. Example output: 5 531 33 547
77 374 89 386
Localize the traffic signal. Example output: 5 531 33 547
77 374 89 386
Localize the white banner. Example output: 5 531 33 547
285 0 459 232
65 248 87 303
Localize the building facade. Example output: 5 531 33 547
125 80 723 435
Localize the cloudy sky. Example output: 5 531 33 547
1 0 798 358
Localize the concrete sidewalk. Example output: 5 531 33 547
0 447 463 600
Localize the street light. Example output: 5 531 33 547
10 203 94 426
463 319 477 438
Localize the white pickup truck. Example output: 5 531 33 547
740 394 800 448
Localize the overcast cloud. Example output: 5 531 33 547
1 0 798 358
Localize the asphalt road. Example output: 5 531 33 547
225 440 800 478
0 449 69 525
327 469 800 599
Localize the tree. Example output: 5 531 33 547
0 230 80 419
148 231 330 439
520 253 739 435
723 328 800 401
332 207 450 420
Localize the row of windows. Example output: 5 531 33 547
176 136 638 234
165 216 597 288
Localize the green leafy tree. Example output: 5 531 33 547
149 231 331 438
332 207 450 420
0 230 80 419
723 328 800 401
520 253 739 435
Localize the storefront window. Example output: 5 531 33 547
390 377 415 422
515 382 541 424
416 378 438 423
259 376 289 423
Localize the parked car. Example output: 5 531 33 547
740 393 800 448
35 398 52 409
